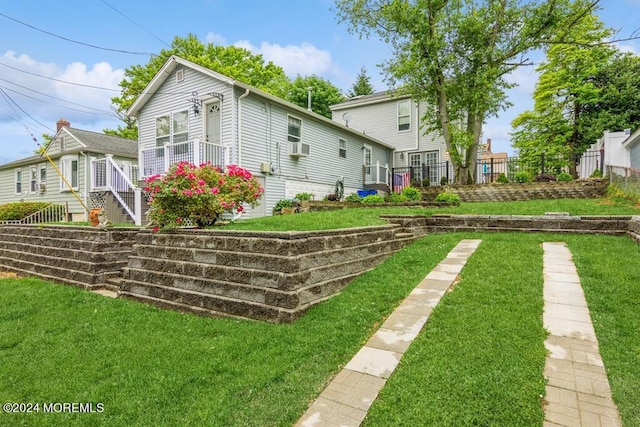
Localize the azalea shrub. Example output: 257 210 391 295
144 161 263 231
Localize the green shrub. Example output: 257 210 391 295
386 192 408 203
434 191 461 204
440 176 449 186
344 193 362 203
514 171 532 183
496 173 509 183
410 178 422 187
0 202 53 221
422 178 430 187
401 186 422 201
590 169 603 178
361 194 385 204
294 192 313 201
273 199 293 213
557 172 573 182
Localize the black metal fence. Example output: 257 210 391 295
391 151 604 192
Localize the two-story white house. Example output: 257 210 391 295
125 55 395 218
330 91 448 187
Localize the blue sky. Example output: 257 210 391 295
0 0 638 164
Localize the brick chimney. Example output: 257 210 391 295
56 118 70 132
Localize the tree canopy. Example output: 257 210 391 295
286 75 346 118
335 0 602 184
511 11 615 172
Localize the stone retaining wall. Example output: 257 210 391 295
629 216 640 244
419 179 608 202
0 225 138 289
119 225 415 322
381 214 633 237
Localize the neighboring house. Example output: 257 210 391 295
330 91 447 185
0 118 138 222
621 127 640 170
125 55 395 217
478 138 508 183
580 129 629 177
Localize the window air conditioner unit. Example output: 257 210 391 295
289 141 310 157
39 183 47 193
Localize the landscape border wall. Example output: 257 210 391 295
0 212 638 323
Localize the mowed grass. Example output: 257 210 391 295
226 197 639 231
1 197 639 426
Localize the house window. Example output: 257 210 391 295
156 110 189 156
15 169 22 194
398 100 411 132
339 138 347 158
288 115 302 143
40 165 47 192
60 155 78 190
30 167 37 192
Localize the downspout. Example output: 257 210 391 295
237 87 250 167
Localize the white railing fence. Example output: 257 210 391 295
0 203 69 225
140 139 227 178
91 155 142 225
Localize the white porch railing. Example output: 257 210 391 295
91 155 142 225
364 162 391 186
140 139 227 178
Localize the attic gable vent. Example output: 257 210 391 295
176 69 184 82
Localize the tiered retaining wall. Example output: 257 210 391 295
119 226 415 323
382 214 634 237
0 225 138 289
0 214 638 323
418 179 608 202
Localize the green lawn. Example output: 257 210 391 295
226 197 640 231
0 197 639 426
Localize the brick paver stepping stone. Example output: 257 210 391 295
542 242 622 427
295 239 482 427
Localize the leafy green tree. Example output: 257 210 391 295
348 66 375 97
580 53 640 144
285 75 346 118
335 0 601 184
109 34 290 138
511 11 615 175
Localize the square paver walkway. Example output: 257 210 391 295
295 239 482 427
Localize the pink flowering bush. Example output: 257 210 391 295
144 161 263 231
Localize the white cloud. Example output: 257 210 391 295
205 32 228 46
234 40 336 78
0 51 124 162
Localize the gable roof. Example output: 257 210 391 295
330 89 411 111
48 127 138 158
0 127 136 169
126 55 395 150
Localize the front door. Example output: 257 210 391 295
205 102 222 165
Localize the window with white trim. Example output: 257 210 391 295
30 167 37 193
156 110 189 156
339 138 347 158
15 169 22 195
60 155 78 190
397 100 411 132
39 164 47 193
287 115 302 143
